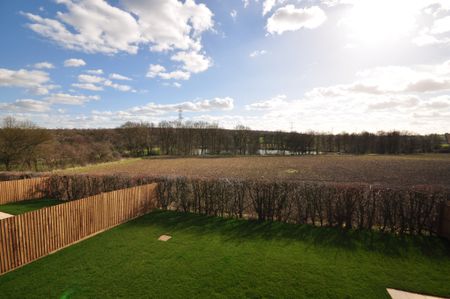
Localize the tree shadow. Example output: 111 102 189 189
128 210 450 258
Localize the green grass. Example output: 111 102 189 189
0 211 449 298
0 199 61 215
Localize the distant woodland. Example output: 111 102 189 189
0 117 448 171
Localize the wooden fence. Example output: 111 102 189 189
0 183 157 275
0 177 49 205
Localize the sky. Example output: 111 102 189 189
0 0 450 133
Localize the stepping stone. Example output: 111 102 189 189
158 235 172 242
387 288 447 299
0 212 13 220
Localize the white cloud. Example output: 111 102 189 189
146 64 166 78
66 96 235 127
266 5 326 34
123 0 213 52
23 0 213 55
414 10 450 46
163 82 182 88
33 62 54 69
263 0 287 16
230 9 237 21
45 93 100 105
78 74 103 84
23 1 215 81
104 80 134 92
307 61 450 97
64 58 86 67
0 99 51 113
22 1 141 55
245 95 287 110
423 95 450 109
86 69 103 74
171 51 212 73
367 96 420 110
109 73 132 81
0 68 54 95
239 59 450 133
159 71 191 80
405 78 450 93
146 64 191 80
146 51 211 82
413 31 450 46
430 15 450 34
72 83 104 91
74 74 134 92
126 97 234 115
242 93 449 133
249 50 267 58
263 0 276 16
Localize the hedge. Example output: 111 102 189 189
38 175 449 236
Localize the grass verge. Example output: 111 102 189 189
0 210 449 298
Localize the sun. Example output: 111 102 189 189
343 0 418 44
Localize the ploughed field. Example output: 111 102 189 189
61 154 450 187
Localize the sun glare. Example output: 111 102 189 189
344 0 418 44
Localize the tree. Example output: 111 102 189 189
0 117 52 170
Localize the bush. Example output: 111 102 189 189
156 178 448 235
42 174 449 236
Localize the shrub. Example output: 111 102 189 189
41 174 449 235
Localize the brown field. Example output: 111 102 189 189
60 154 450 187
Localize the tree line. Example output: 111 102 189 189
0 117 448 171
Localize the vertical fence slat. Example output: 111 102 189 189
0 177 48 204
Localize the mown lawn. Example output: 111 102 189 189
0 199 61 215
0 211 449 298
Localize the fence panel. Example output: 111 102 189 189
0 177 49 205
0 183 157 275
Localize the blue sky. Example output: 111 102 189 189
1 0 450 133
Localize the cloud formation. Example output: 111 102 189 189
64 58 86 67
73 73 135 92
0 68 54 95
109 73 132 81
266 5 326 34
22 0 215 81
33 62 54 69
45 93 100 105
0 99 51 113
146 64 190 80
249 50 267 58
171 51 211 74
242 59 450 133
23 0 213 55
127 97 234 115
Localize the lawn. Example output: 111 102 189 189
59 154 450 187
0 211 449 298
0 199 61 215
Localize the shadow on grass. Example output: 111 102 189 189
128 210 450 258
0 198 61 215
